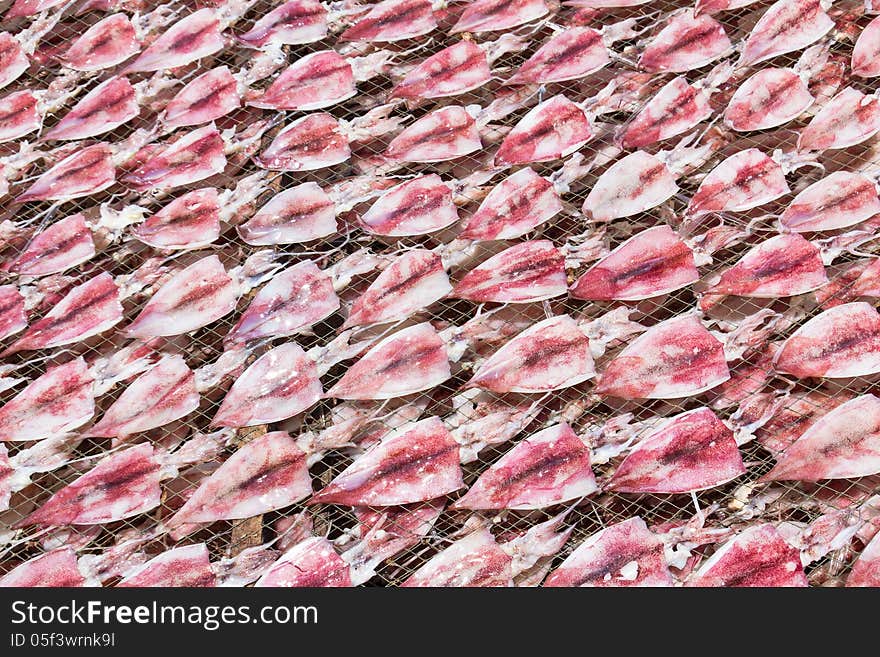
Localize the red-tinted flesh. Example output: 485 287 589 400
545 517 672 587
385 105 481 163
639 11 731 73
798 87 880 152
773 302 880 378
9 213 96 275
122 126 227 192
724 68 813 131
740 0 833 67
704 234 827 300
240 182 337 244
170 432 311 524
60 13 140 72
237 0 328 47
0 357 94 442
847 531 880 586
0 33 29 92
392 40 490 100
344 249 450 328
619 77 712 149
310 417 463 506
695 0 759 13
687 524 808 587
255 113 350 171
687 148 789 217
780 171 880 232
0 548 85 587
853 15 880 77
0 90 39 143
571 225 698 301
226 260 339 345
469 314 595 393
2 273 123 356
15 443 161 528
596 314 730 399
452 422 598 510
451 0 549 34
212 342 322 427
126 255 236 338
4 0 65 20
238 0 327 48
0 285 26 341
761 394 880 481
459 167 562 240
341 0 437 42
754 390 852 455
453 240 567 303
132 188 221 250
509 27 609 85
360 174 459 236
608 407 745 494
249 50 354 111
325 322 452 400
45 76 138 141
257 537 351 587
86 354 199 438
118 544 215 587
124 9 224 73
163 66 241 129
494 95 592 166
17 143 116 203
402 527 513 587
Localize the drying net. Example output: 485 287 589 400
0 0 877 586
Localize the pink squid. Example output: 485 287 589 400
2 273 123 356
452 422 598 510
239 182 338 245
359 174 459 237
494 95 592 167
761 394 880 481
59 13 140 72
212 342 322 427
780 171 880 232
8 213 95 276
459 167 562 240
325 322 452 400
451 0 549 34
571 226 698 301
86 354 199 438
686 524 808 587
595 314 730 399
0 357 94 442
544 517 673 587
17 143 116 203
343 249 451 329
226 260 339 346
386 105 482 164
309 417 463 506
639 10 731 73
169 432 311 525
237 0 328 47
773 302 880 378
739 0 833 67
606 407 745 494
468 315 595 393
452 240 567 304
126 255 236 338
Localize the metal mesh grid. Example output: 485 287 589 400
0 0 878 586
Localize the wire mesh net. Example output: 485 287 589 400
0 0 878 586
